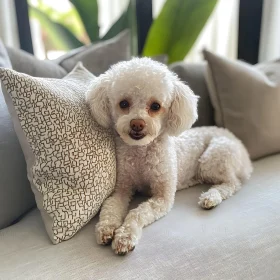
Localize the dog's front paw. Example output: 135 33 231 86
198 189 222 209
95 222 117 245
112 227 137 256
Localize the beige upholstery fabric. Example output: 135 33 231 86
203 50 280 159
1 155 280 280
0 64 116 244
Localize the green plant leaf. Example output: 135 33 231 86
70 0 99 42
53 7 90 45
127 0 138 56
102 0 138 55
29 6 83 50
142 0 217 63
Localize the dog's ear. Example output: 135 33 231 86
167 80 198 136
86 73 111 128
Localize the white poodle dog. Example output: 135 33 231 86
86 57 253 255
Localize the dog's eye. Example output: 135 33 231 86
119 100 129 109
150 102 161 111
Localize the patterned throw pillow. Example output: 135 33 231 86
0 63 116 244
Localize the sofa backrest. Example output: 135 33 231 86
0 41 37 229
6 47 67 78
0 46 76 230
170 62 214 127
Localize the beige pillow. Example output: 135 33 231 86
203 50 280 160
0 64 116 244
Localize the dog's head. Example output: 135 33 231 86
86 57 198 146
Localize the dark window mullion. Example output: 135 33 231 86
238 0 263 64
135 0 153 55
14 0 34 54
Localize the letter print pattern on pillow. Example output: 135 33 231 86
0 66 116 243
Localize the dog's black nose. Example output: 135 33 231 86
130 119 146 132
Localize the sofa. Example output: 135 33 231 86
0 34 280 280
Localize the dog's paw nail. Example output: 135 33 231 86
117 251 128 256
95 224 116 245
112 234 136 256
103 237 113 245
200 198 218 209
198 189 222 209
202 203 215 210
100 235 114 246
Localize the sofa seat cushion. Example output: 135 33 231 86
0 154 280 280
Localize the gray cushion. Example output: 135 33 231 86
203 50 280 159
55 30 130 76
170 62 214 127
6 47 67 78
0 40 35 229
1 154 280 279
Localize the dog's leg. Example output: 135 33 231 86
198 181 241 209
112 184 175 255
197 136 244 209
95 188 133 245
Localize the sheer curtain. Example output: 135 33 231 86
184 0 239 62
98 0 129 37
259 0 280 62
0 0 19 48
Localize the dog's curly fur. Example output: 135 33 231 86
86 57 253 255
